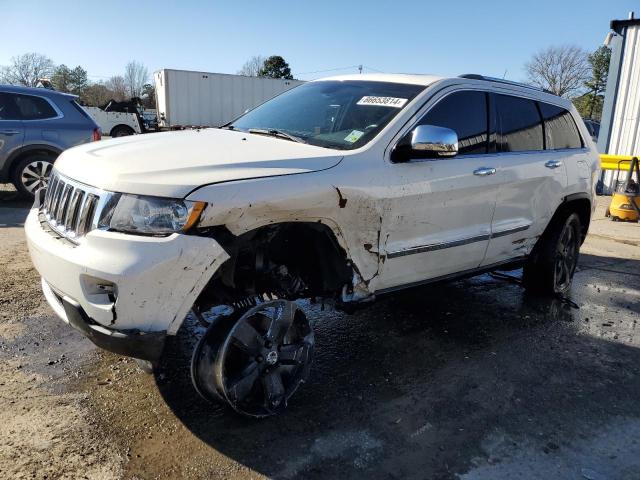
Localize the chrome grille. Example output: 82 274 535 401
41 171 104 242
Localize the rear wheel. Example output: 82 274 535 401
12 154 54 198
191 300 314 418
110 125 135 137
523 213 581 296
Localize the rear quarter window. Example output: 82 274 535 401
538 102 583 149
495 94 544 152
14 94 58 120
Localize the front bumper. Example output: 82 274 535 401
42 279 166 361
25 207 229 357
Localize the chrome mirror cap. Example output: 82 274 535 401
411 125 459 157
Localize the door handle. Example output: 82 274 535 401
545 160 563 169
473 167 497 176
0 130 21 135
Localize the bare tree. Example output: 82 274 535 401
124 60 149 98
525 45 589 97
237 55 266 77
0 52 55 87
105 75 128 101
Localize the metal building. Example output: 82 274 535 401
599 13 640 192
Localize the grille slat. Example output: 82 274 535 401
40 172 104 243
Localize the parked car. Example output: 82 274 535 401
583 118 600 142
0 85 100 197
25 73 599 417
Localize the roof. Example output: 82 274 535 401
0 84 77 98
314 73 445 86
611 17 640 34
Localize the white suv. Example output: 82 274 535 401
26 74 599 417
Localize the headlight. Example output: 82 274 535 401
99 194 205 235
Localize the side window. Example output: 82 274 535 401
14 94 58 120
418 91 488 155
538 102 583 149
0 93 21 120
495 94 543 152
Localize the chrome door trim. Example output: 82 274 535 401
386 224 530 259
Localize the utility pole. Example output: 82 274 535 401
358 65 363 74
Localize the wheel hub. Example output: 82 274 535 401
265 350 279 365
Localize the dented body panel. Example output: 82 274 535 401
26 208 229 333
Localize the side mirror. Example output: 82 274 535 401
391 124 458 163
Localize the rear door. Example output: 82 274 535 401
481 93 568 266
0 92 25 175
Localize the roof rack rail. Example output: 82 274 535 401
458 74 554 95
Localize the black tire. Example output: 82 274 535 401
110 125 135 137
11 154 55 198
523 213 581 296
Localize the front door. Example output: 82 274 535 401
377 89 501 291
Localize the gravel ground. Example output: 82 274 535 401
1 185 639 479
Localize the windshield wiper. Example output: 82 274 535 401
247 128 306 144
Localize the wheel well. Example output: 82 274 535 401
110 124 135 136
8 147 58 179
196 222 353 309
554 197 591 243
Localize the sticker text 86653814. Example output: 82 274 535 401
357 96 408 108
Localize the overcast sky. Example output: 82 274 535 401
1 0 637 83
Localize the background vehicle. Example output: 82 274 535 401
154 69 304 128
583 118 600 142
83 99 144 137
26 74 599 417
0 85 100 197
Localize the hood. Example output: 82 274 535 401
54 129 343 198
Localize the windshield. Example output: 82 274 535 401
230 80 425 150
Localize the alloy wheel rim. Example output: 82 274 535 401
554 223 577 291
215 300 314 417
190 300 314 417
21 161 52 193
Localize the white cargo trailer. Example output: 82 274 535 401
154 69 304 129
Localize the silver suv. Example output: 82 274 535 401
0 85 100 197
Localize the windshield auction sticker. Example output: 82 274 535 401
357 96 408 108
344 130 365 143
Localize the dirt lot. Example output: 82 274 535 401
1 186 639 480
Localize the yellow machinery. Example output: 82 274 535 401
606 156 640 222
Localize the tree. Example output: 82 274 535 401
0 52 55 87
141 83 155 108
51 64 88 95
525 45 589 97
105 75 128 101
582 46 611 119
124 60 149 98
258 55 293 79
80 83 113 106
238 55 266 77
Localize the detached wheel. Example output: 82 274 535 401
191 300 314 418
110 125 135 137
523 213 581 296
12 154 54 198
